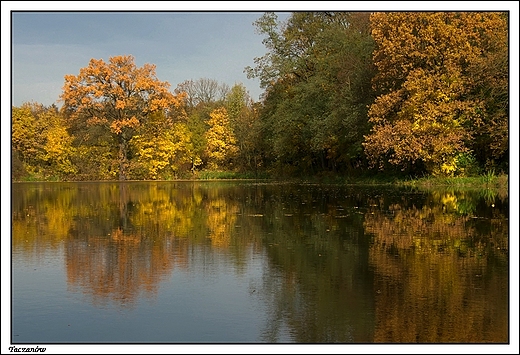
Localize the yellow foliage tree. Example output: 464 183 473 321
12 102 76 179
12 104 40 166
204 107 238 169
363 12 508 176
130 112 194 179
43 114 77 176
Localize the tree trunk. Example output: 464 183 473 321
118 135 128 181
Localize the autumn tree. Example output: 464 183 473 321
42 111 77 177
12 102 76 180
173 78 235 172
465 12 509 171
204 107 238 170
60 55 184 180
363 12 508 176
12 104 40 173
129 111 194 179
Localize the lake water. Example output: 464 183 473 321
10 181 509 345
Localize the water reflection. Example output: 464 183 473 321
11 182 508 343
363 189 508 343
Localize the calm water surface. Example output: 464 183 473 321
11 181 509 343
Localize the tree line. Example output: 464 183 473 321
12 11 508 181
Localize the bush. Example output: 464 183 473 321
455 153 481 177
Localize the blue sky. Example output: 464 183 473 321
9 11 290 106
5 2 519 108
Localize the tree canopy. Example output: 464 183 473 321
363 12 508 176
60 55 185 180
12 12 508 181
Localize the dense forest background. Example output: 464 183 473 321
11 12 509 181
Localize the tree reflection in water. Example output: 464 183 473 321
12 182 509 343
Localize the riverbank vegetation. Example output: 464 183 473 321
12 12 508 184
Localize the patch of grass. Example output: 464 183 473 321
196 170 270 180
13 172 65 182
401 173 508 190
343 174 401 186
274 172 404 186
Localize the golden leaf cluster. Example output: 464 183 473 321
364 12 507 175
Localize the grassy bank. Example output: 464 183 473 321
262 171 509 192
400 172 508 190
13 169 509 192
193 170 271 180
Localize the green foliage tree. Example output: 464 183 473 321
224 84 262 172
246 12 376 175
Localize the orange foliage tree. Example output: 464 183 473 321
60 55 184 180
